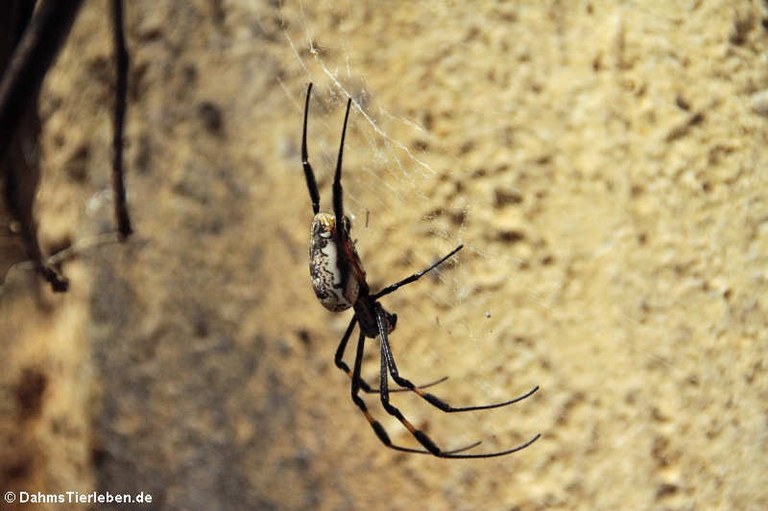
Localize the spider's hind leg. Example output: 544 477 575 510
302 83 321 214
331 97 352 232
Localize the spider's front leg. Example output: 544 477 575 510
334 315 447 394
381 332 540 413
334 316 379 393
346 321 478 456
373 306 540 459
347 328 415 452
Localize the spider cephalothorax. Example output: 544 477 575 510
301 82 539 458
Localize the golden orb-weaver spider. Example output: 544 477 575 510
301 83 539 458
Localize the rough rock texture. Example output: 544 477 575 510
1 1 767 510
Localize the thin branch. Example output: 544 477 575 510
110 0 132 239
0 0 84 162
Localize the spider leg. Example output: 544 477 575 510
302 83 320 214
335 316 377 393
348 327 478 456
374 308 539 458
380 327 539 412
373 244 540 410
332 96 352 232
385 375 449 393
348 329 423 453
373 244 464 300
335 315 448 394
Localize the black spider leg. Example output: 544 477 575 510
110 0 132 239
372 243 540 411
384 327 540 414
332 96 352 232
349 324 479 456
335 315 447 394
373 244 465 300
325 95 357 302
301 83 320 214
375 306 541 458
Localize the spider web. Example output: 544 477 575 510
279 11 473 307
269 0 688 390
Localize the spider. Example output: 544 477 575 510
300 83 540 458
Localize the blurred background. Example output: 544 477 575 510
1 1 767 510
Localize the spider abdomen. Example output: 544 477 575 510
310 213 361 312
